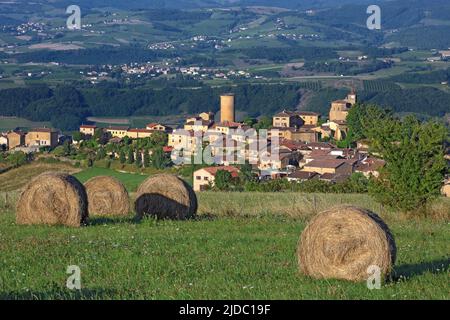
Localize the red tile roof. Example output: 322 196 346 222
280 139 307 151
289 170 318 180
307 149 335 158
128 128 152 133
320 173 350 183
214 121 243 128
305 159 349 169
355 158 385 172
306 142 336 149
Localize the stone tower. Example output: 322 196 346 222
220 93 235 123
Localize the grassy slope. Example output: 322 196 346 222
74 167 148 192
0 162 81 192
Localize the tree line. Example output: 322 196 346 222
15 46 177 65
303 59 393 76
0 83 301 131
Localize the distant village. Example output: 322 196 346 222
1 91 408 193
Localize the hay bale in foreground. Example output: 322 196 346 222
16 172 88 227
298 205 396 282
84 176 130 216
135 174 197 220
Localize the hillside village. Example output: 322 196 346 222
1 92 449 195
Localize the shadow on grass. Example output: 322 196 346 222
88 216 142 226
389 257 450 282
87 213 212 226
194 213 217 221
0 288 118 300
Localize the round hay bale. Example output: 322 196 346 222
298 205 396 282
16 172 88 227
84 176 130 216
135 174 197 220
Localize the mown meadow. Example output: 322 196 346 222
0 166 448 299
0 166 450 299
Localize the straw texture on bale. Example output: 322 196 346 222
135 174 197 220
16 172 88 227
84 176 130 216
298 205 396 282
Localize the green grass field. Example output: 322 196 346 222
0 167 448 299
0 202 448 300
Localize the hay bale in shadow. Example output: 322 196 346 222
16 172 88 227
298 205 396 282
84 176 130 216
135 174 197 220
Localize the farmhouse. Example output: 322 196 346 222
213 121 247 134
268 126 318 143
273 110 304 128
303 159 353 175
127 128 153 139
25 128 59 148
168 130 199 158
146 123 173 133
106 126 130 138
287 126 319 143
79 124 97 136
322 120 349 141
7 130 25 149
298 111 320 125
193 166 240 191
184 119 214 132
258 148 299 172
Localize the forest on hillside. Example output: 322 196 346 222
0 84 301 130
0 82 448 131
